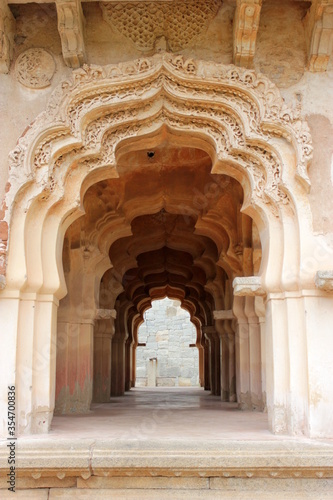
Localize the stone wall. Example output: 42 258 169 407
136 298 199 387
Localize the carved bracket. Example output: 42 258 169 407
305 0 333 72
233 0 262 68
233 276 266 297
0 0 15 74
56 0 86 68
315 270 333 292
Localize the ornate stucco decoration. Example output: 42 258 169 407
0 53 313 285
100 0 222 52
15 48 56 89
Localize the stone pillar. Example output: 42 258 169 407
131 342 137 388
56 319 94 413
227 322 237 402
233 296 251 409
203 327 220 396
197 343 205 387
303 280 333 437
125 337 133 391
255 296 266 410
263 292 309 435
111 333 127 396
93 310 116 403
31 296 58 430
245 296 263 410
214 310 237 402
147 358 157 387
220 327 229 402
203 337 210 391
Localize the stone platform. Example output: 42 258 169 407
0 389 332 498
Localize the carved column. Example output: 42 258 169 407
233 0 262 68
56 0 86 68
0 0 15 74
93 309 116 404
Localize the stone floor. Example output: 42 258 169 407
49 387 274 441
44 387 330 444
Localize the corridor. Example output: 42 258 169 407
48 387 274 441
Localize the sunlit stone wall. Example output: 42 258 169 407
136 298 199 387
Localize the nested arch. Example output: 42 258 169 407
1 53 313 299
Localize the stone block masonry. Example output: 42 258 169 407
136 298 199 387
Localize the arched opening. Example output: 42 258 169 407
136 298 200 388
1 54 322 438
55 140 264 419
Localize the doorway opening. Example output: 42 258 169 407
136 297 200 388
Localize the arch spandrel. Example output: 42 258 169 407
0 53 313 294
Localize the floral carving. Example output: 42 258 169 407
15 48 56 89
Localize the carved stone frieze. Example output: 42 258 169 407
1 54 313 281
15 48 56 89
305 0 333 72
233 0 262 68
100 0 222 52
56 0 86 68
0 0 15 74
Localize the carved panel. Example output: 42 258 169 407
56 0 86 68
233 0 262 68
15 48 56 89
100 0 222 52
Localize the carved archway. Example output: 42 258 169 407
0 53 318 437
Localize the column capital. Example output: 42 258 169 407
233 276 266 297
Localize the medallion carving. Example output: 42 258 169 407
15 48 55 89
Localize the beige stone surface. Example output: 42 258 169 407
48 488 333 499
0 11 333 500
77 476 209 489
0 490 49 499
